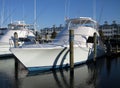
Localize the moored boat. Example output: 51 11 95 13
0 21 35 57
11 17 106 71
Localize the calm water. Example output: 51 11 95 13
0 56 120 88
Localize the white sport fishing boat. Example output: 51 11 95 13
11 17 105 71
0 21 35 57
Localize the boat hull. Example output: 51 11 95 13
11 46 105 72
0 42 13 57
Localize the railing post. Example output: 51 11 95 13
69 29 74 69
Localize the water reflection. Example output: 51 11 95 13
86 63 98 87
52 69 74 88
52 70 70 88
106 57 112 76
0 58 16 88
17 65 90 88
70 69 74 88
0 56 120 88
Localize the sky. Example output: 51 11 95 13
0 0 120 29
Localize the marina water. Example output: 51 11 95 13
0 56 120 88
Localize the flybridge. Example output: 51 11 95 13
7 21 34 30
66 17 97 24
8 21 27 26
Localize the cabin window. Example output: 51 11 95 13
19 38 31 42
87 36 94 43
87 36 98 43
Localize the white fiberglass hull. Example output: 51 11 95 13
0 42 13 57
11 45 105 71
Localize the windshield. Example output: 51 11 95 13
70 20 96 28
66 17 97 29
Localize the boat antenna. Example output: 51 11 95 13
34 0 37 31
10 8 12 24
68 0 70 18
98 1 104 23
68 21 71 30
22 3 25 21
93 0 96 20
0 0 4 28
98 6 103 24
64 0 70 20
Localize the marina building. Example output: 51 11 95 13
39 24 63 41
99 21 120 40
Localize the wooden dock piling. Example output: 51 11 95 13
15 58 18 80
70 69 74 88
69 29 74 69
93 32 97 61
14 32 19 48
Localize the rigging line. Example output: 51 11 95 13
35 6 48 24
2 9 16 26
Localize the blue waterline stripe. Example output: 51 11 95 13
28 61 86 72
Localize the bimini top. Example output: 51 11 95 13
66 17 97 24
